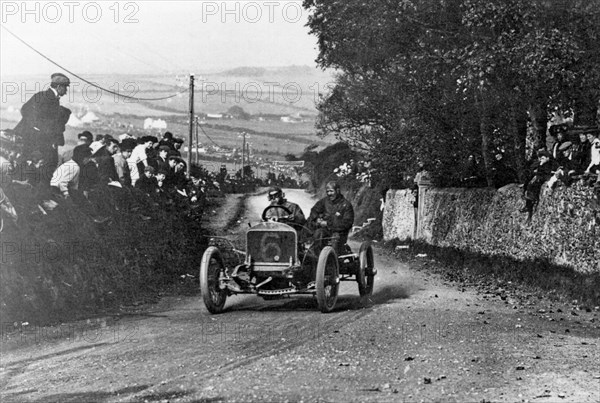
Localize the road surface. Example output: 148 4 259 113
1 190 598 402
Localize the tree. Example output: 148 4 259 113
304 0 600 187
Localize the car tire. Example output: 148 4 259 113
200 246 227 314
358 242 375 297
316 246 339 313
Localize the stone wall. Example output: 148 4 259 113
382 189 415 241
383 182 600 273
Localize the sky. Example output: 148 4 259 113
0 0 320 77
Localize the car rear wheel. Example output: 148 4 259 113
358 242 375 297
316 246 339 313
200 246 227 314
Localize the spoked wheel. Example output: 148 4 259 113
200 246 227 314
358 242 375 297
316 246 339 313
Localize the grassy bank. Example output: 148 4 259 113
0 185 211 325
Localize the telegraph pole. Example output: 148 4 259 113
195 116 199 164
241 131 246 181
188 74 194 176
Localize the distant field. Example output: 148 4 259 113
1 67 337 159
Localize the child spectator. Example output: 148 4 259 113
135 166 158 195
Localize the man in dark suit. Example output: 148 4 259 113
14 73 71 180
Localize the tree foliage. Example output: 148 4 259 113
304 0 600 187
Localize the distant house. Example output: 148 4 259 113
143 118 167 130
206 113 223 119
281 115 302 123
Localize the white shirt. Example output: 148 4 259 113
50 160 80 195
127 144 148 185
587 138 600 172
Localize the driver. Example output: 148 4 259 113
307 181 354 254
264 186 306 230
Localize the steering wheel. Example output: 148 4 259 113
261 204 293 222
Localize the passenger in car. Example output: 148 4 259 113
307 181 354 255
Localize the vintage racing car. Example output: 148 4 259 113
200 205 376 313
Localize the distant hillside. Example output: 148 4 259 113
220 65 325 78
220 66 267 77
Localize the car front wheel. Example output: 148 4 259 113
200 246 227 314
316 246 339 313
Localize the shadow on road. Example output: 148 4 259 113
218 281 412 314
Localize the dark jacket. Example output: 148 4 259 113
572 140 591 174
14 89 70 167
79 159 99 192
266 200 306 228
308 194 354 235
93 147 118 184
154 156 169 173
135 174 158 195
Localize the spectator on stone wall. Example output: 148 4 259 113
584 128 600 177
554 141 578 186
550 124 570 160
572 130 591 175
520 149 557 215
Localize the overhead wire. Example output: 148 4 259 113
1 25 189 101
197 120 222 148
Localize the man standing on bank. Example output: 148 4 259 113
14 73 71 179
307 181 354 255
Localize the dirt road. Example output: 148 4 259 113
1 190 599 402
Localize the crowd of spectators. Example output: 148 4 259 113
520 124 600 215
1 130 214 226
